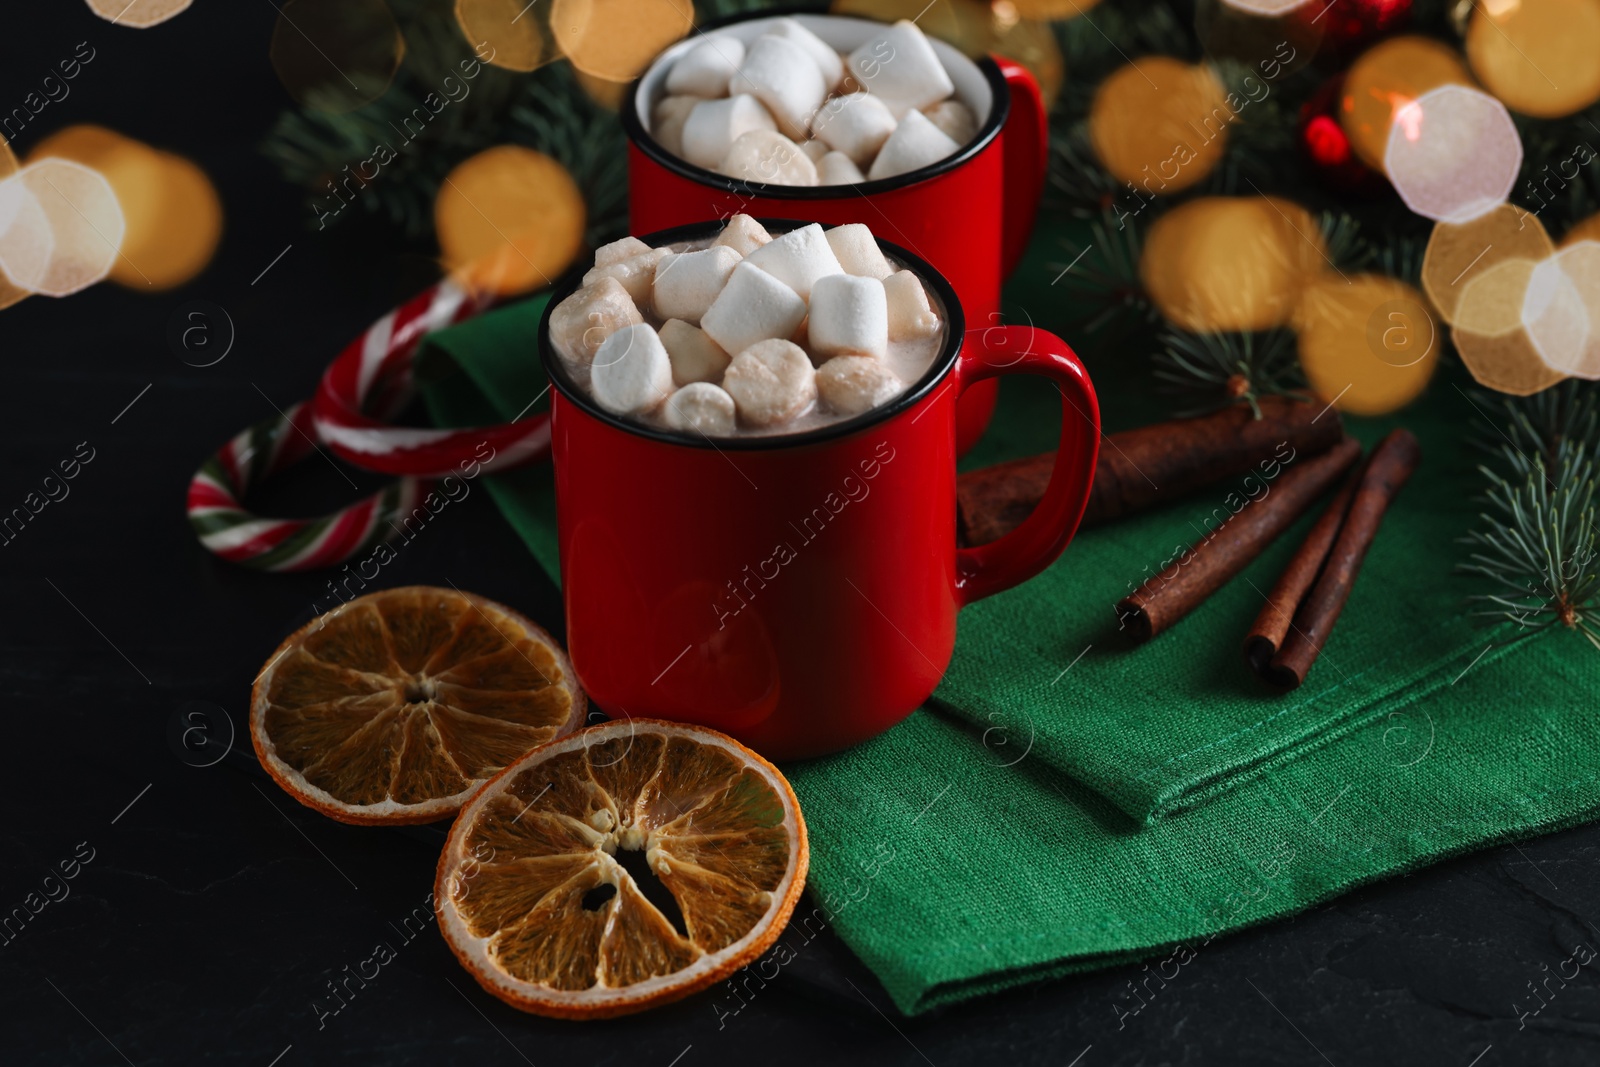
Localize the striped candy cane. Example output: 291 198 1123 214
187 401 434 572
310 279 552 477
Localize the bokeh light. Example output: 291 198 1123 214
1421 204 1552 325
1452 257 1567 396
1089 57 1231 196
434 145 586 297
1384 85 1520 224
270 0 406 114
454 0 548 73
0 159 125 296
1465 0 1600 118
550 0 694 83
0 136 27 311
85 0 193 28
1523 242 1600 379
1293 273 1438 415
1339 35 1471 171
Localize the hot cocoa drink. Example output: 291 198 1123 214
648 18 978 186
547 218 946 437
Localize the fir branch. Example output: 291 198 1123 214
1460 382 1600 646
1152 327 1305 418
1046 209 1156 339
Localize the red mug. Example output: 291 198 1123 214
622 11 1049 457
540 220 1099 759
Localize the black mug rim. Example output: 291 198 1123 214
620 8 1012 200
537 218 966 452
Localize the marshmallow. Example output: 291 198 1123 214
817 355 906 416
744 222 844 301
583 247 666 310
549 276 643 364
660 318 732 385
651 95 698 157
817 151 866 185
800 138 830 163
825 223 893 279
591 324 674 415
812 92 897 167
731 34 828 140
769 17 845 91
867 107 961 180
594 236 653 268
847 21 955 117
723 339 817 427
665 36 746 98
701 260 809 357
653 244 741 325
662 381 737 436
681 94 777 169
720 130 818 186
883 270 942 340
714 214 773 257
809 273 889 360
922 99 977 146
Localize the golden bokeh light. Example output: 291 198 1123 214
1466 0 1600 118
29 125 222 291
434 146 586 297
270 0 406 114
550 0 693 83
85 0 192 28
1140 195 1326 333
1339 36 1472 171
1293 274 1439 416
454 0 548 73
0 159 126 297
1089 57 1231 195
0 136 27 311
1451 257 1567 396
1420 203 1552 325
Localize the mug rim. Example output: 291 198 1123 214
538 218 967 453
620 8 1012 200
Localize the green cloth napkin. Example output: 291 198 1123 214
418 226 1600 1015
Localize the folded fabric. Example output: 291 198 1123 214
417 224 1600 1014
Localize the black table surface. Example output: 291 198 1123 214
3 6 1598 1066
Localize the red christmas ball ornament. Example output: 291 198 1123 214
1295 0 1412 64
1298 73 1387 194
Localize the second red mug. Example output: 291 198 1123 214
541 220 1099 760
622 11 1050 457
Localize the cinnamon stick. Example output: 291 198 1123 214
1116 436 1362 642
957 398 1343 547
1262 429 1421 689
1242 473 1360 674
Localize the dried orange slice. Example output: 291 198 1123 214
251 586 585 825
436 719 809 1019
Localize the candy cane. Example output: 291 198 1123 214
187 401 434 573
310 279 552 478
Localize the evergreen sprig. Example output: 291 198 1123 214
1152 327 1304 418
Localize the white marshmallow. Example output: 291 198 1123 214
922 99 977 146
809 272 889 360
713 214 773 257
799 138 829 163
825 223 892 279
817 355 906 416
743 222 843 301
720 129 818 186
659 318 732 385
867 108 961 180
594 236 653 268
701 260 809 357
549 277 643 364
769 17 845 91
812 93 897 167
847 20 955 117
730 34 827 140
883 270 942 340
591 324 675 415
665 36 746 98
723 339 817 427
681 94 777 169
583 247 666 310
817 151 866 185
652 244 741 325
662 381 737 436
651 95 699 158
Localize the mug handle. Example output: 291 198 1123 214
954 325 1100 606
995 56 1049 279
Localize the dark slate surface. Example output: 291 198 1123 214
2 5 1597 1065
